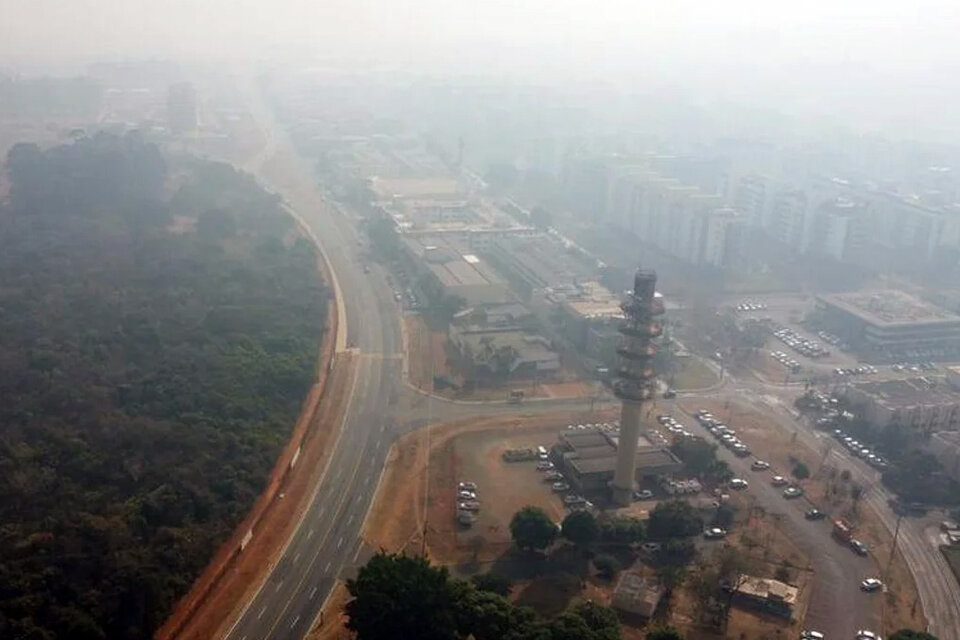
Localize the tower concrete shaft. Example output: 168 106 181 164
611 269 664 506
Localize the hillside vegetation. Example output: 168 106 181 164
0 133 326 640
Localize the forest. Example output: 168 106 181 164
0 132 327 639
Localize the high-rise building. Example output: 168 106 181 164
167 82 198 135
611 269 664 505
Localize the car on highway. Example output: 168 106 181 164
850 539 869 556
771 475 788 486
805 508 827 520
552 482 570 492
729 478 749 490
801 631 825 640
703 527 727 539
783 486 804 499
751 460 770 471
860 578 883 592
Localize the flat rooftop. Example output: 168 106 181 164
818 290 960 327
369 176 461 200
402 235 507 290
491 234 598 290
851 377 960 406
558 430 680 476
736 575 798 605
561 281 624 320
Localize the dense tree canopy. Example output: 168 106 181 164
346 553 622 640
0 134 326 640
561 511 599 548
888 630 939 640
645 625 686 640
647 500 704 540
510 506 558 551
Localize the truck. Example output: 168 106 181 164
832 519 853 543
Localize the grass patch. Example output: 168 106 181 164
670 358 720 391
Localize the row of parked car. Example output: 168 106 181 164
735 300 768 312
692 411 751 457
831 430 888 469
773 327 830 358
770 350 802 374
832 365 878 377
456 481 480 526
533 456 595 512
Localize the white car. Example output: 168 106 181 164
751 460 770 471
857 630 881 640
729 478 749 490
860 578 883 592
801 631 824 640
458 481 477 491
771 475 788 487
703 527 727 539
458 490 477 500
551 482 570 492
536 461 554 471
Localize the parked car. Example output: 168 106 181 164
703 527 727 539
536 461 554 471
633 489 654 500
860 578 883 592
805 508 827 520
544 470 563 481
729 478 749 490
801 631 825 640
551 482 571 492
783 486 804 499
856 630 881 640
771 475 788 487
458 490 477 500
751 460 770 471
850 539 869 556
563 494 585 505
640 542 662 553
662 388 677 399
458 481 477 491
458 501 480 511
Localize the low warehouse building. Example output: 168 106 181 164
549 429 682 495
612 573 665 618
732 575 799 619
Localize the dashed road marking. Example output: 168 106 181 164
324 561 331 573
290 615 300 629
307 528 314 539
347 514 354 526
309 586 318 600
337 536 344 549
257 606 267 620
293 552 300 564
274 580 283 592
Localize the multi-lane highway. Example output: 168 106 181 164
224 84 403 640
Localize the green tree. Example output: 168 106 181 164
792 462 811 481
594 554 621 580
471 573 513 597
645 625 685 640
561 511 599 549
548 602 621 640
598 516 644 544
510 506 558 552
647 500 704 539
345 553 461 640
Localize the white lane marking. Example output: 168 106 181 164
324 561 331 573
380 424 386 433
275 580 283 592
257 606 267 620
318 505 326 519
290 615 300 629
294 552 301 564
307 528 314 540
347 514 354 526
337 536 344 549
309 586 318 600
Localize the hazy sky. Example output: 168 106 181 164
3 0 960 139
3 0 959 72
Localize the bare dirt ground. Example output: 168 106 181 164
363 409 620 564
677 398 927 636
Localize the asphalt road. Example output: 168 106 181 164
670 401 883 638
223 89 402 640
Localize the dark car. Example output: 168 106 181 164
850 539 869 556
805 508 827 520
